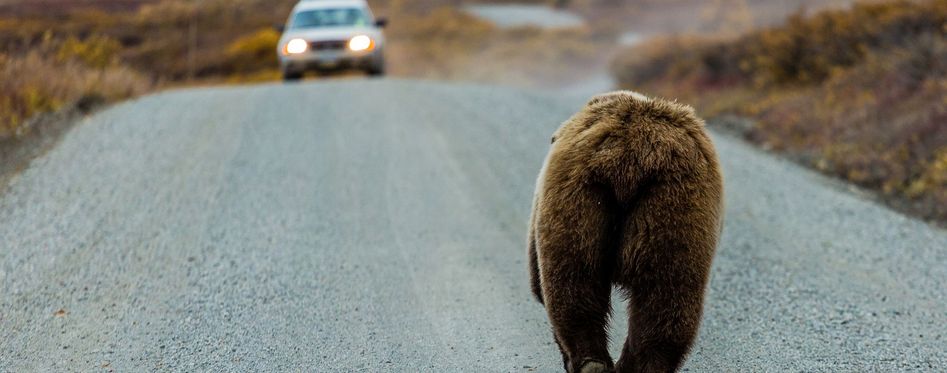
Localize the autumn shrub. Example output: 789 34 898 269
617 0 947 89
0 43 151 138
57 35 122 68
226 28 280 75
612 0 947 223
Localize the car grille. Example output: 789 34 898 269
310 40 347 51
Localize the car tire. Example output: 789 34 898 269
282 71 303 81
366 64 385 77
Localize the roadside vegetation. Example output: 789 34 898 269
0 35 151 138
611 0 947 223
0 0 291 139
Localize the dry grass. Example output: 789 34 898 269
611 0 947 223
0 40 151 138
0 0 291 138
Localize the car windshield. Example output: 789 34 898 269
290 8 369 29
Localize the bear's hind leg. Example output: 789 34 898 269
614 295 697 373
612 177 717 373
614 242 710 373
537 185 617 372
541 261 614 373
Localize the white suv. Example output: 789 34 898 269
277 0 387 80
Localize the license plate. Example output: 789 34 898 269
319 59 340 68
316 53 340 68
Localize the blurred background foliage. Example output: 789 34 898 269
612 0 947 222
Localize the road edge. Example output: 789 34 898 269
708 116 946 231
0 101 105 194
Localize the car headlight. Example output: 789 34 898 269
285 38 308 55
348 35 373 52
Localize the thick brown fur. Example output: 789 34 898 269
527 91 723 373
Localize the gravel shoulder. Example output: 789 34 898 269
1 80 944 371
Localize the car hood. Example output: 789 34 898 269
280 27 382 43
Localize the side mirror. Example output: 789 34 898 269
273 24 285 33
374 18 388 28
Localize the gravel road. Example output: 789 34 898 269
1 80 944 372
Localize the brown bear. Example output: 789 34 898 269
527 91 724 373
